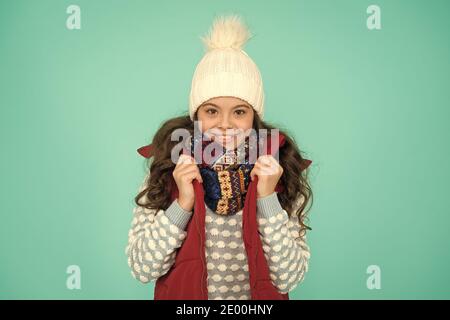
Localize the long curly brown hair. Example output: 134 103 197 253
135 112 313 237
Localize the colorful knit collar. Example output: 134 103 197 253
188 133 255 216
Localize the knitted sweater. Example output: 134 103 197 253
126 177 311 300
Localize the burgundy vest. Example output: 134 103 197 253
137 133 312 300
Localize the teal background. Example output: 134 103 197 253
1 0 449 299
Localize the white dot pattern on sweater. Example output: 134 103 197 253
126 177 310 298
204 209 250 299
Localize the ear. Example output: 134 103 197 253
137 144 153 158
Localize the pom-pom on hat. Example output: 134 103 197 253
189 15 265 120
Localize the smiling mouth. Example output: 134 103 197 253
210 134 237 145
206 129 246 145
214 135 233 141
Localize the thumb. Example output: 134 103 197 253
250 168 256 181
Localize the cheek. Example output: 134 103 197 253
235 115 254 143
197 114 214 132
237 114 254 131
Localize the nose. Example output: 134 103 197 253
218 114 233 131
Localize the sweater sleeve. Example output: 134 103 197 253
256 192 311 294
125 175 192 284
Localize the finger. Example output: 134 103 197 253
265 155 280 166
254 162 277 175
181 171 201 183
250 169 255 181
174 163 194 176
257 155 278 167
174 160 197 176
265 156 283 174
252 165 274 177
178 166 203 183
250 167 256 181
267 156 282 173
177 165 200 176
182 155 196 165
258 155 272 166
175 155 196 170
256 158 280 175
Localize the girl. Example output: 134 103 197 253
126 15 313 300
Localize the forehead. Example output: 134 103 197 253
202 96 252 108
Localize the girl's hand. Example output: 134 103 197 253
172 154 203 212
250 155 283 198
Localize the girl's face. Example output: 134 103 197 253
196 96 255 149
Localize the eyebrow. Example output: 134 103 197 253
200 103 251 109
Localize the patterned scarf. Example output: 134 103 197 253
188 133 257 216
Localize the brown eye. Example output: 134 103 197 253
235 109 246 116
206 108 217 115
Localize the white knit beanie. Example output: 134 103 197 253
188 15 265 120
